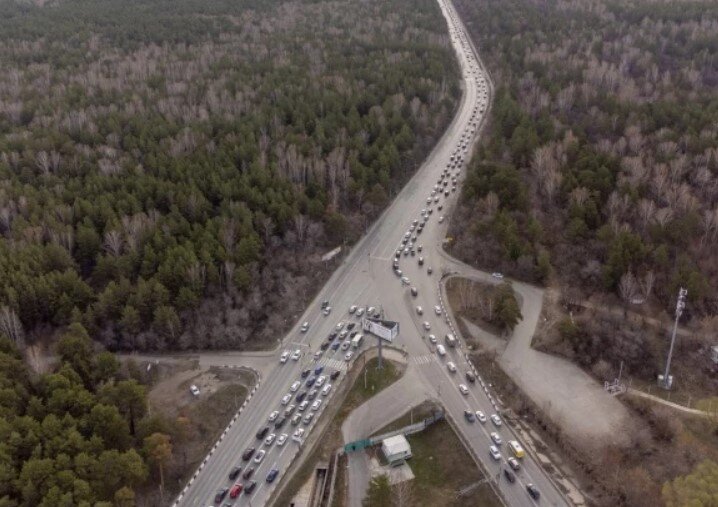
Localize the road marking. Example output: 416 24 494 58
411 354 436 365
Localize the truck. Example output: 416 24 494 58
445 333 457 347
351 333 363 348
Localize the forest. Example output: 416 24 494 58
0 0 460 351
450 0 718 318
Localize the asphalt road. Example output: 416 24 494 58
177 0 570 506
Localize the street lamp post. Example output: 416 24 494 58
658 287 687 390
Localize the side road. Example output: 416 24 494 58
436 252 635 448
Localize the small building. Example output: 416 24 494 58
381 435 412 466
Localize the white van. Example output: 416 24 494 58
437 344 446 356
321 384 332 396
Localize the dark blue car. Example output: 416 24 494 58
314 366 324 375
266 468 279 483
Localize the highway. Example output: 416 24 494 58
176 0 570 506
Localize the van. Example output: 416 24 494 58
437 344 446 356
351 334 363 348
445 333 457 347
508 440 525 459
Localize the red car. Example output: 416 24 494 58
230 482 243 499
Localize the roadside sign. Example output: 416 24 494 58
362 318 399 342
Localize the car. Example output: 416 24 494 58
490 414 503 427
229 466 242 480
476 411 487 423
401 276 410 285
307 389 317 401
331 341 340 351
291 414 302 426
291 349 301 361
314 350 323 359
347 322 355 330
489 445 501 461
190 384 200 396
242 447 255 461
423 321 431 330
349 330 358 338
229 482 243 498
300 322 309 332
410 287 418 297
356 307 365 316
298 400 309 411
418 257 424 266
465 371 476 383
416 306 423 315
280 350 290 363
281 393 292 405
311 399 322 411
215 487 229 503
447 361 457 373
266 468 280 483
322 306 332 316
464 410 475 422
296 391 307 402
349 305 357 314
526 484 541 500
264 433 276 446
491 272 504 279
293 428 305 442
268 410 279 422
503 468 516 483
306 376 316 387
438 216 444 223
395 268 403 277
367 306 375 314
507 456 521 471
244 480 257 494
314 365 324 375
322 384 332 396
274 416 286 428
428 334 437 344
303 412 315 424
316 375 326 387
434 306 442 315
490 432 503 445
290 380 301 392
427 267 433 275
256 426 269 439
459 384 469 395
344 351 354 361
341 340 351 350
320 342 329 351
284 404 296 417
243 467 255 480
301 368 311 378
274 432 288 446
330 370 341 380
253 450 266 463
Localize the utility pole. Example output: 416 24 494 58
659 287 687 390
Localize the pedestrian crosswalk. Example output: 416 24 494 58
319 357 347 371
411 354 436 365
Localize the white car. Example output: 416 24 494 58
349 305 357 314
344 351 354 361
290 381 301 392
268 410 279 422
254 449 266 463
447 361 457 373
311 399 322 411
367 306 375 315
491 414 503 427
434 306 442 316
321 384 332 396
401 276 410 285
489 445 501 461
276 433 288 446
300 322 309 332
291 349 301 361
428 334 437 344
416 306 423 315
356 307 365 317
189 384 200 396
264 433 276 446
315 375 326 387
280 350 290 363
491 272 504 279
336 321 344 330
490 432 503 445
438 216 444 223
323 306 332 316
281 393 292 405
292 428 305 443
476 411 487 423
423 321 431 330
459 384 469 395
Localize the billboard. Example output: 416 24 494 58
362 317 399 342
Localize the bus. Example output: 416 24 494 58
508 440 525 459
